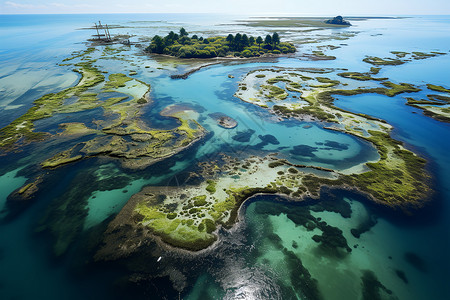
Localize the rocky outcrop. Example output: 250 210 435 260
209 113 238 129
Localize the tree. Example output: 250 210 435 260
226 34 234 45
191 34 199 40
256 36 263 50
272 32 280 48
265 34 272 45
234 33 242 51
180 27 188 37
150 35 165 54
179 36 191 45
249 36 255 45
178 45 196 58
242 34 249 47
167 31 178 42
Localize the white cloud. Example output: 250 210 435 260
2 0 450 14
2 1 98 13
49 2 69 8
50 2 94 8
4 1 46 9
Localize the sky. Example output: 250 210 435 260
1 0 450 15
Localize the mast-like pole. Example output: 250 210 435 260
94 22 100 40
105 24 112 41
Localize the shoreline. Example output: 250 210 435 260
149 53 296 79
97 61 437 253
97 177 434 260
0 24 443 257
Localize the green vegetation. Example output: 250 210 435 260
240 17 354 28
41 149 83 168
145 28 295 58
103 73 132 90
325 15 352 26
237 68 433 209
364 51 446 66
315 77 340 87
96 46 445 254
273 103 335 122
62 47 96 62
412 51 438 59
405 98 437 105
0 61 104 149
12 40 442 256
135 200 217 251
287 167 299 174
124 106 433 252
337 72 386 81
18 183 34 195
44 112 206 170
349 131 430 206
137 98 148 104
310 50 336 60
206 180 217 194
427 84 450 93
381 82 421 97
391 51 408 58
261 84 289 100
405 97 450 123
363 56 404 66
269 160 286 168
193 195 207 206
0 44 208 172
427 94 450 102
267 76 291 84
370 67 381 74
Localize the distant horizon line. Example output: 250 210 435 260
1 12 450 16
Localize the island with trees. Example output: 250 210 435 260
145 28 296 58
325 16 352 26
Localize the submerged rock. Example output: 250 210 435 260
209 113 238 129
404 252 428 273
351 213 378 238
395 269 409 284
312 224 352 256
290 144 318 157
258 134 280 145
361 270 395 300
232 129 255 142
322 140 349 151
217 116 237 129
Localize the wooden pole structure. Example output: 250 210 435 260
103 25 108 40
94 22 100 40
105 24 112 41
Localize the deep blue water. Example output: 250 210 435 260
0 13 450 299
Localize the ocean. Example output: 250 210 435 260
0 13 449 299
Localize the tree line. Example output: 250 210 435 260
146 28 295 58
225 32 280 51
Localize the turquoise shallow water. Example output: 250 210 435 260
0 13 449 299
149 64 379 170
